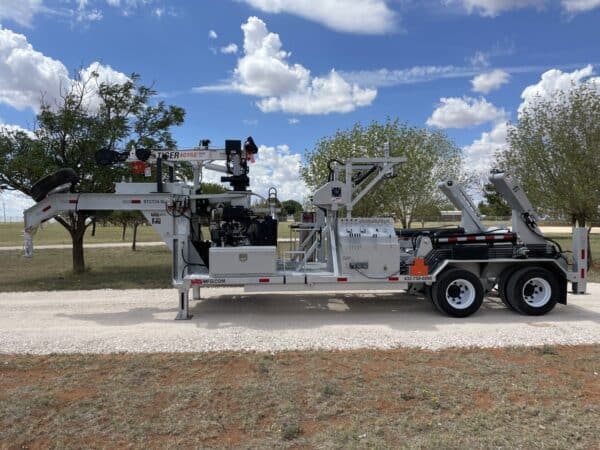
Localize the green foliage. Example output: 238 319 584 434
200 182 227 194
0 70 185 271
500 83 600 225
478 183 511 217
281 199 303 216
301 119 463 227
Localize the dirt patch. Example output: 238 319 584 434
1 345 599 449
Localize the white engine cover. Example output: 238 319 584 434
209 246 276 276
338 218 400 277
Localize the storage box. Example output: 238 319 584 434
209 246 276 276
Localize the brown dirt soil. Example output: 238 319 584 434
0 345 599 449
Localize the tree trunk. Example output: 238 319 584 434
121 223 127 241
71 231 85 274
132 223 138 251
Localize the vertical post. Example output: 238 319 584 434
192 285 201 300
23 230 33 258
175 287 192 320
572 227 588 294
156 157 163 193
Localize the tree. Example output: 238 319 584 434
478 183 511 217
499 83 600 264
108 211 147 250
301 119 464 228
281 199 303 217
0 71 185 273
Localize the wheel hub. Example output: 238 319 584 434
521 277 552 307
445 279 476 310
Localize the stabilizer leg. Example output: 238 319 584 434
175 287 193 320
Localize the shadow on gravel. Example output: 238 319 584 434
55 291 600 331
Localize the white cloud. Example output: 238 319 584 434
341 65 482 87
196 17 376 115
448 0 545 16
239 0 397 34
427 96 506 128
220 43 238 54
0 27 129 112
201 144 308 202
208 29 218 39
471 69 510 93
463 121 508 171
0 189 34 220
0 0 44 27
153 7 164 17
288 118 299 124
561 0 600 12
518 64 600 115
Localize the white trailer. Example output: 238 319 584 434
23 138 588 320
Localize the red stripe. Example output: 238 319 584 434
69 199 78 204
131 199 141 204
191 280 203 285
337 277 348 282
466 235 477 241
259 278 270 283
581 268 585 279
581 249 586 260
388 276 399 281
485 235 496 241
447 237 458 243
42 205 51 212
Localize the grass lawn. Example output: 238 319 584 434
1 345 598 448
0 221 295 247
0 247 172 292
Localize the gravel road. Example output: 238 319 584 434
1 285 599 354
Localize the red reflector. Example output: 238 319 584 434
581 268 585 279
337 277 348 282
581 249 586 260
69 199 78 204
42 205 51 212
447 237 458 243
131 199 141 204
259 278 270 283
388 276 399 281
191 280 203 285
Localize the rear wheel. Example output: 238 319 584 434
431 268 484 318
505 267 559 315
497 266 521 311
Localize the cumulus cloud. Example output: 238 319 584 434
238 0 397 34
518 64 600 115
0 27 129 112
220 43 238 54
0 0 44 27
561 0 600 12
448 0 545 16
463 121 509 172
471 69 510 94
208 29 218 39
200 144 308 202
427 96 506 128
196 17 376 115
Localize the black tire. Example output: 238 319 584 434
505 266 559 316
30 168 79 202
497 266 522 311
431 268 484 318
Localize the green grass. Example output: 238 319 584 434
1 345 598 448
0 247 172 292
0 221 295 247
0 222 161 246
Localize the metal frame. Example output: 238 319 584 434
22 143 588 319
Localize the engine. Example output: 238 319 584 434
209 206 277 247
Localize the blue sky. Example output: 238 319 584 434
1 0 600 215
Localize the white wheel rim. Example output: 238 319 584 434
522 277 551 307
445 279 476 310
